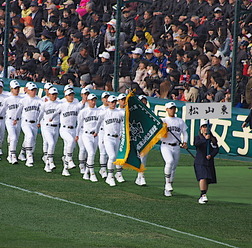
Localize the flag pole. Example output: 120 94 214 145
169 130 195 159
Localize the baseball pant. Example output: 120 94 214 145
98 130 108 166
5 119 21 155
78 129 87 164
21 122 38 157
82 133 98 166
60 127 76 160
42 125 59 160
161 144 180 183
104 136 120 171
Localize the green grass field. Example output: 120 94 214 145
0 134 252 248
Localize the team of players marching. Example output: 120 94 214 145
0 80 188 196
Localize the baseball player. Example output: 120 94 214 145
97 91 110 178
18 81 35 161
18 83 42 167
76 93 100 182
41 82 53 102
52 88 81 176
3 80 22 164
114 93 127 183
135 95 148 186
38 87 60 172
161 102 188 197
96 95 124 186
0 80 8 157
77 87 90 174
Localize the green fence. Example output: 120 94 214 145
2 78 251 159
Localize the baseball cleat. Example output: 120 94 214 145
165 183 173 192
90 173 98 182
135 177 141 186
44 164 52 173
7 156 12 164
140 176 146 186
115 172 125 183
18 153 26 161
105 175 116 186
198 196 207 204
79 164 86 174
99 168 107 178
11 155 18 164
201 194 208 203
164 190 172 197
67 160 76 169
62 168 70 176
49 162 56 170
83 170 90 180
25 162 34 167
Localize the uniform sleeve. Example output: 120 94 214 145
181 120 188 143
0 97 7 117
14 98 24 121
37 102 45 124
76 109 84 137
95 111 105 133
50 103 62 120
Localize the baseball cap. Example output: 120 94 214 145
48 87 58 94
64 89 75 96
117 93 126 100
99 51 110 59
64 84 73 91
10 80 20 89
44 82 53 90
132 48 143 55
72 31 83 39
30 1 38 7
138 95 147 101
107 95 117 102
145 48 153 54
200 119 208 127
190 74 200 80
107 19 116 27
101 91 110 98
63 0 74 5
165 102 176 109
211 51 222 60
81 88 90 94
27 83 38 90
25 81 33 88
214 7 223 13
87 93 97 100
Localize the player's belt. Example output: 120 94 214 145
62 125 75 129
0 117 3 119
46 123 58 127
9 117 20 120
162 142 178 146
107 134 119 138
25 119 36 123
85 131 95 134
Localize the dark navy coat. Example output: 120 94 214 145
194 134 219 184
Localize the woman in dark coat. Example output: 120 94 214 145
194 119 219 204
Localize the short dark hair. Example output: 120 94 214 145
42 51 50 61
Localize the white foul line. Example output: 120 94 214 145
0 182 239 248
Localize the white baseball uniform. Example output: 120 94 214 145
97 108 124 181
53 100 81 172
19 95 42 166
38 99 60 166
76 100 88 173
161 116 188 190
0 92 8 153
3 93 22 160
97 104 109 171
77 106 100 179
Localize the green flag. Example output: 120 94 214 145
114 92 167 172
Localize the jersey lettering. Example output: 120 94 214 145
9 104 19 110
45 109 56 115
168 126 181 132
105 118 121 125
84 116 98 122
24 106 40 112
63 111 78 117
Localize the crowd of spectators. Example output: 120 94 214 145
0 0 252 107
